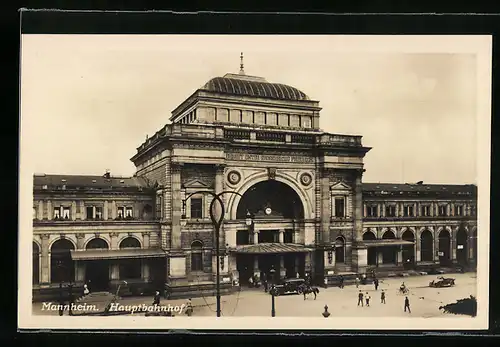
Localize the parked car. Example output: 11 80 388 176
429 276 456 288
269 278 305 296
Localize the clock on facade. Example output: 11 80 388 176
265 207 272 215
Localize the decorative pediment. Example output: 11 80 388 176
183 179 211 189
330 181 352 191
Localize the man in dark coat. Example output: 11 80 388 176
153 290 161 306
404 296 411 313
357 290 364 307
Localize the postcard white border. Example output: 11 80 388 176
18 34 491 330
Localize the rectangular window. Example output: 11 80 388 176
54 208 60 219
470 205 476 216
86 206 94 219
421 205 430 217
236 230 250 245
334 197 345 218
155 195 162 220
438 205 447 216
117 207 125 219
62 207 70 219
190 198 203 219
284 231 294 243
95 206 103 219
125 207 133 218
454 205 463 216
403 205 414 217
386 205 396 217
367 205 377 217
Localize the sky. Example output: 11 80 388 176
20 35 489 184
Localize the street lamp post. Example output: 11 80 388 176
181 189 243 318
269 265 276 317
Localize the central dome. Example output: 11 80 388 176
201 73 310 101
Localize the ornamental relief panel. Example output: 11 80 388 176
224 167 266 190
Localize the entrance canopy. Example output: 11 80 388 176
233 243 313 255
70 248 167 261
361 239 414 248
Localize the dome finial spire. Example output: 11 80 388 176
239 52 245 75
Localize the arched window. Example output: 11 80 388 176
191 241 203 272
401 229 415 264
119 237 141 279
50 239 75 283
420 230 434 262
363 231 377 265
438 229 451 265
381 230 396 264
86 238 108 250
335 237 345 263
33 242 40 284
119 237 141 249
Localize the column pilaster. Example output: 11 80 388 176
142 232 150 248
103 201 109 220
171 163 182 249
40 234 50 284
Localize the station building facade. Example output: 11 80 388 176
32 67 478 298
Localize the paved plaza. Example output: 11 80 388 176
32 273 476 318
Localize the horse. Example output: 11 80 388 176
399 286 409 295
300 284 320 300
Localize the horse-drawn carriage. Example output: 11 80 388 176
429 276 456 288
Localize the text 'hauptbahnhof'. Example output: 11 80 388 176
32 57 477 300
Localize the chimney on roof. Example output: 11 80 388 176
104 169 111 179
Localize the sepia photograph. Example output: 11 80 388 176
18 35 491 330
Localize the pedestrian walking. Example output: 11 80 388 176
365 292 371 307
339 275 344 289
404 296 411 313
374 278 379 291
152 290 161 306
263 278 268 292
381 290 386 304
248 276 254 288
185 298 193 316
361 273 367 285
296 272 300 279
355 277 360 288
83 283 90 296
357 290 364 306
323 277 328 289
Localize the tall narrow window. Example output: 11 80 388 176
62 207 70 219
86 206 94 219
386 205 396 217
454 205 463 216
470 205 476 216
334 197 345 218
191 241 203 271
421 205 430 217
125 207 133 218
117 207 125 219
439 205 447 216
190 198 203 219
404 205 414 217
367 205 377 217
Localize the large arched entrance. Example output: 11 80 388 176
381 230 397 264
401 229 415 268
420 230 434 262
456 226 469 265
438 229 451 266
33 241 40 285
85 238 110 291
236 180 305 220
50 239 75 284
363 231 377 266
119 237 142 280
235 180 306 282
